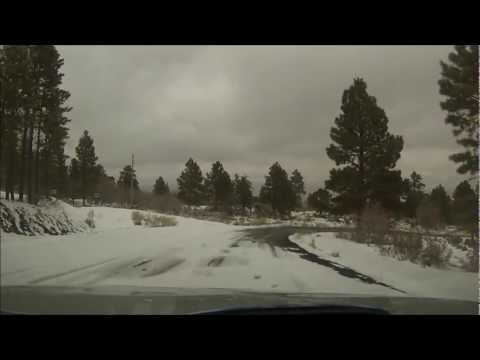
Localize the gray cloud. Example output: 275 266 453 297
58 45 467 194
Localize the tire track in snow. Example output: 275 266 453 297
28 257 119 284
237 226 407 294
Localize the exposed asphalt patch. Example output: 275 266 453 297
236 226 406 294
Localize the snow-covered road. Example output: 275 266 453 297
1 205 477 301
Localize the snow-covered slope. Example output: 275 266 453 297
1 205 477 302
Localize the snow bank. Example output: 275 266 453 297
290 232 478 301
0 199 89 236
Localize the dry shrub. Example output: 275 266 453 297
355 203 391 244
462 241 479 272
250 217 268 226
146 194 183 215
144 214 178 227
85 210 96 228
131 211 144 225
253 203 274 218
419 238 452 268
380 233 423 262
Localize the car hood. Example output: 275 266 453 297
1 285 477 314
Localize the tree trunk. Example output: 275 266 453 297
0 99 4 199
82 167 86 206
27 115 34 204
43 146 50 196
19 122 28 202
357 118 365 229
34 120 41 196
6 140 16 201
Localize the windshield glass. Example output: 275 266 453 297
0 45 478 314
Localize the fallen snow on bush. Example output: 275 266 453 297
0 199 89 235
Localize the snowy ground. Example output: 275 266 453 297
1 204 477 302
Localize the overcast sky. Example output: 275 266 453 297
57 45 466 195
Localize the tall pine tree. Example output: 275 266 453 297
75 130 98 205
233 174 253 211
290 169 305 208
117 165 139 191
153 176 170 195
205 161 233 208
259 162 296 216
451 180 478 235
307 188 331 214
0 45 71 202
325 78 404 215
404 171 426 218
429 184 451 225
177 158 206 205
117 164 140 205
438 45 479 176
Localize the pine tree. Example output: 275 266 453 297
205 161 233 208
177 158 206 205
0 46 24 200
153 176 170 195
429 185 451 225
234 174 253 211
0 46 5 197
117 165 140 205
438 45 479 176
451 180 478 235
259 162 296 216
325 78 404 215
117 165 139 190
290 169 306 208
0 45 71 201
404 171 426 218
68 158 81 198
307 188 331 214
75 130 98 205
95 175 117 205
34 46 71 197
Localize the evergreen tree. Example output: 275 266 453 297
0 46 24 200
416 198 442 230
325 78 404 215
35 45 71 197
259 162 296 216
451 180 478 235
234 174 253 211
404 171 426 218
75 130 98 205
117 165 139 191
177 158 205 205
438 45 479 175
290 169 306 208
117 165 140 205
153 176 170 195
68 158 81 198
429 185 451 224
95 175 117 204
307 188 331 214
205 161 233 208
0 45 71 201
